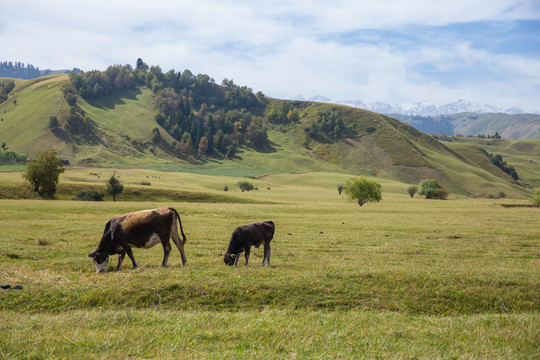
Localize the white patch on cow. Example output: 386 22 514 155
94 258 109 273
141 233 161 249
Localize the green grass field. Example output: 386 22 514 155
0 168 539 358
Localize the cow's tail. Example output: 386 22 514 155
170 207 187 244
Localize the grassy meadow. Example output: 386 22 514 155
0 168 539 359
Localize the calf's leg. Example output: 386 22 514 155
244 247 251 266
262 243 271 267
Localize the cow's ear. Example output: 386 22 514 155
231 254 236 258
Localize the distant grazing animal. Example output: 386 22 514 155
89 207 187 273
224 221 274 267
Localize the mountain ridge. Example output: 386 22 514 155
290 95 538 116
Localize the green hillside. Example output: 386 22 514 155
1 73 538 198
452 113 540 139
448 138 540 191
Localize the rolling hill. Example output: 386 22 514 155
0 73 538 198
390 112 540 140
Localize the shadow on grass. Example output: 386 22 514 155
85 88 142 110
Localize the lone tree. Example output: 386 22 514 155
407 185 418 198
22 148 65 197
343 176 382 206
106 175 124 201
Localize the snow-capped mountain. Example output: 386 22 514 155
437 100 501 115
338 99 531 116
289 96 536 116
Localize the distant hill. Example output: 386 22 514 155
0 61 77 79
0 65 538 198
390 113 540 140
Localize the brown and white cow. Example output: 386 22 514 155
223 221 274 267
89 207 187 272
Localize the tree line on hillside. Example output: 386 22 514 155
488 153 518 180
0 61 51 79
0 142 26 164
267 100 351 146
68 59 269 158
305 109 348 142
0 79 15 105
51 82 93 135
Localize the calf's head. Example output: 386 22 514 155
223 253 236 266
88 250 109 273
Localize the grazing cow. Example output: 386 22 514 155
224 221 274 267
88 207 187 273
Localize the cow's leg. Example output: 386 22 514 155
262 242 271 267
244 247 250 266
116 251 126 270
121 243 139 269
161 238 171 267
170 220 187 265
233 254 239 266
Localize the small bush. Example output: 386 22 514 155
0 149 26 164
75 191 104 201
533 188 540 206
433 188 449 200
237 180 254 192
37 238 50 246
138 181 151 186
488 191 506 199
418 179 442 199
48 116 59 128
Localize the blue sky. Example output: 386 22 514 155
1 0 539 111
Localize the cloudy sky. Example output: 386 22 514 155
2 0 539 111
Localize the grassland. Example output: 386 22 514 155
0 168 539 359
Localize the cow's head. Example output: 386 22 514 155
88 250 109 273
223 253 236 266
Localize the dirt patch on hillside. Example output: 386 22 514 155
30 75 69 89
338 136 394 176
392 165 441 184
339 135 441 183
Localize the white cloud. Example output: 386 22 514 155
1 0 539 110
